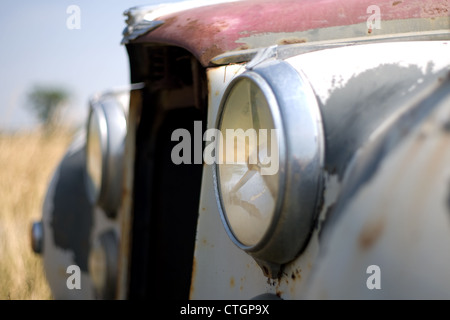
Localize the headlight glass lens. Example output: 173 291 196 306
217 78 280 247
214 62 324 275
86 107 105 203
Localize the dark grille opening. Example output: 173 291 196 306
128 45 207 299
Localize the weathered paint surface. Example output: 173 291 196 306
42 133 95 299
191 41 450 299
190 63 326 299
287 41 450 180
132 0 450 65
43 124 122 299
190 65 270 299
50 134 92 271
304 74 450 299
43 132 122 299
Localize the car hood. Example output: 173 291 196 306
124 0 450 66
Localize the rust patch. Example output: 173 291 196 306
230 277 235 288
290 268 302 281
277 38 307 45
176 18 228 65
358 216 386 250
262 265 270 277
121 183 129 200
239 278 244 292
392 1 402 6
273 275 286 298
189 257 196 298
266 278 275 286
186 19 200 30
202 44 223 65
235 44 250 51
422 3 450 17
200 237 214 248
162 16 178 28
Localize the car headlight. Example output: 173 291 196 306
216 75 282 247
214 60 324 277
86 105 106 202
86 94 127 217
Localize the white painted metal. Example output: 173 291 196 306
191 41 450 299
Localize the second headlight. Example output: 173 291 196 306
86 92 128 217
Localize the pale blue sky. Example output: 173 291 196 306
0 0 174 131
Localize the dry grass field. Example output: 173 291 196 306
0 129 73 299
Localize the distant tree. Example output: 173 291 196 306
27 86 70 134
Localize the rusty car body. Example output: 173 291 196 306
32 0 450 299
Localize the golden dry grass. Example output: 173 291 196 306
0 129 73 299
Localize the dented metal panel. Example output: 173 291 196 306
128 0 450 66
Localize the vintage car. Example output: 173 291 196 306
31 0 450 300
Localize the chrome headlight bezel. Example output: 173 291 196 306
215 72 286 251
213 60 325 276
86 95 127 217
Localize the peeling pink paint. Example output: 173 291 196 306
132 0 450 65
